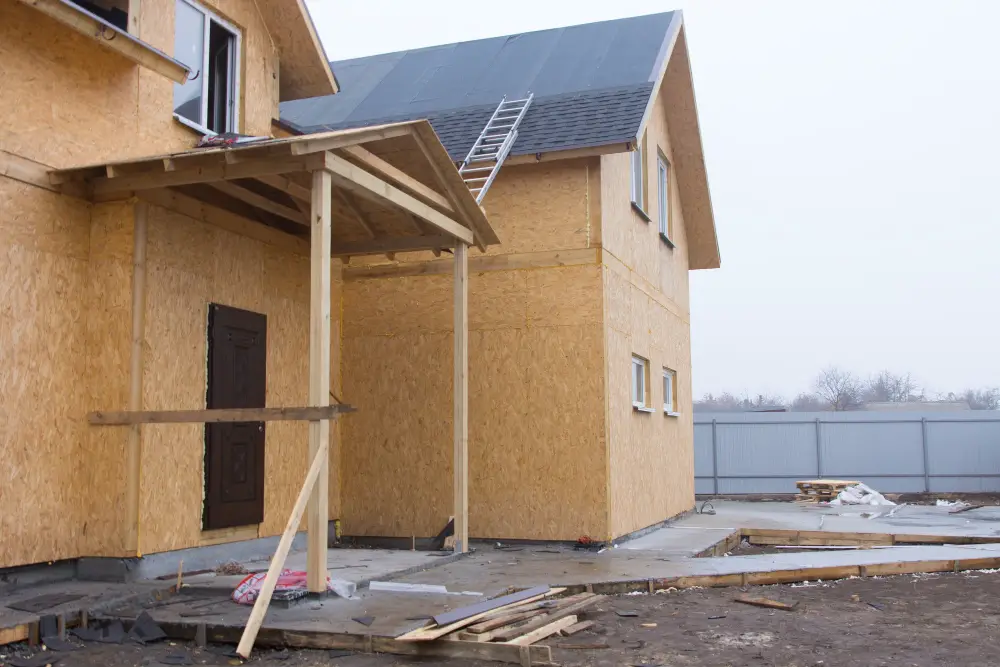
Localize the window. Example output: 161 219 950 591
630 143 644 207
663 368 678 415
173 0 241 135
657 154 672 243
632 355 652 412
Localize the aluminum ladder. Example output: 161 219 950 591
458 93 533 204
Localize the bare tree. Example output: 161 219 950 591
695 392 786 412
865 370 919 403
813 367 864 411
962 388 1000 410
790 392 827 412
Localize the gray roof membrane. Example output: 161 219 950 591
280 12 678 160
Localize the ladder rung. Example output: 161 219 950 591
460 166 493 173
463 177 489 183
470 156 498 163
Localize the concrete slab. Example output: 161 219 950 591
671 500 1000 537
181 548 456 592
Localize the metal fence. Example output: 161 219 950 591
694 411 1000 495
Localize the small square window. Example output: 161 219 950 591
663 368 677 415
657 155 671 241
173 0 241 135
632 355 651 411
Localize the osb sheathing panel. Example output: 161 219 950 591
600 98 691 314
0 0 279 169
341 265 606 540
137 206 343 554
0 178 94 567
604 265 694 539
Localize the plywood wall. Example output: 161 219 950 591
600 84 696 539
0 178 96 567
341 245 608 540
0 0 279 169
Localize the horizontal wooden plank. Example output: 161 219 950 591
343 248 601 281
433 586 550 628
504 614 577 646
0 150 58 192
339 145 454 214
333 235 455 258
89 405 355 425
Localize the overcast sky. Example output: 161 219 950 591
306 0 1000 400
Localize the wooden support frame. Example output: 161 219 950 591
332 235 454 258
321 152 474 245
339 145 454 214
208 181 308 226
453 242 469 553
307 168 333 592
15 0 188 83
125 202 148 556
89 405 353 425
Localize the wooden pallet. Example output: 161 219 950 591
796 479 859 502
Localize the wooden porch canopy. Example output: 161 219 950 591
53 121 490 659
51 120 500 258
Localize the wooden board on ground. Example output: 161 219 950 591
396 588 566 642
491 594 601 643
505 615 577 646
795 479 859 502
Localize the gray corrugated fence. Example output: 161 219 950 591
694 411 1000 495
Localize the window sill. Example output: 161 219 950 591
631 200 651 222
20 0 189 84
659 232 675 249
633 405 655 414
664 411 681 418
174 114 214 137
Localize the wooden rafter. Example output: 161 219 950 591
256 173 312 204
289 126 412 156
322 152 473 244
209 181 308 226
333 189 377 238
339 145 454 214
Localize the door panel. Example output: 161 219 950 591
203 304 267 530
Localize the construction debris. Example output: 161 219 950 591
829 482 896 507
734 595 799 611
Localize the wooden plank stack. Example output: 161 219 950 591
395 585 603 664
795 479 860 503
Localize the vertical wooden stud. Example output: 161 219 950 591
127 0 140 36
307 168 332 591
125 201 148 556
453 241 469 553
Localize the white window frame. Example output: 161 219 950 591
663 368 678 416
657 154 672 242
630 138 645 211
173 0 241 136
632 355 652 412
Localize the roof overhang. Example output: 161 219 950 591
50 121 498 257
636 15 720 270
255 0 339 100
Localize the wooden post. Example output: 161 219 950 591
453 242 469 553
125 201 148 556
235 444 327 658
307 168 332 591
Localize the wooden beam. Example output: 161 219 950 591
322 152 474 245
126 0 140 35
0 150 58 192
208 181 308 226
338 145 454 214
255 174 312 204
453 242 469 553
15 0 188 83
88 405 353 425
138 189 308 256
125 201 148 556
235 442 327 659
504 615 577 646
333 189 377 238
332 235 454 258
343 248 600 281
503 142 630 166
89 154 324 197
307 168 333 593
289 126 412 156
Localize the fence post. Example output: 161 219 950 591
921 417 930 493
815 417 823 478
711 419 719 495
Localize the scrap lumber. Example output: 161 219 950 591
396 588 564 642
505 615 578 646
795 479 859 503
734 595 798 611
491 594 601 643
465 609 548 634
560 620 595 636
432 586 550 627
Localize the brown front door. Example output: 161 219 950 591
203 304 267 530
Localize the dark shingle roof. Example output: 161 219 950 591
279 12 679 160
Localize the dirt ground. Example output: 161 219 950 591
4 570 1000 667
